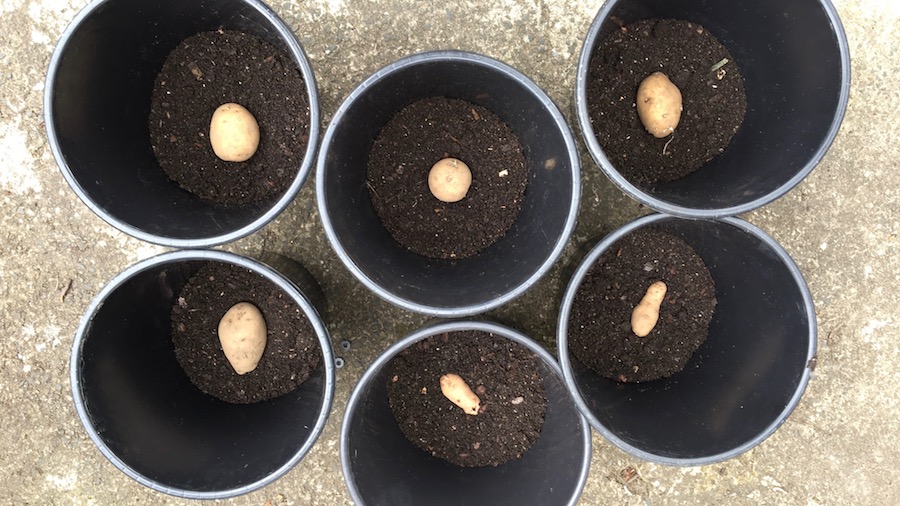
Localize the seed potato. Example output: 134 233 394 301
209 102 260 162
631 280 668 337
218 301 267 374
428 157 472 203
636 72 683 138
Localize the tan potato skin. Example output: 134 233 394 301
440 373 481 415
209 103 260 162
218 302 267 374
631 281 668 337
428 158 472 203
636 72 683 138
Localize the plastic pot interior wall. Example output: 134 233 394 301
45 0 319 247
558 215 816 465
342 321 591 505
71 251 334 498
318 52 579 316
577 0 850 216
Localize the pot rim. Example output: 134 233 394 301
556 213 818 465
340 319 592 506
69 249 336 499
316 50 581 317
44 0 321 248
574 0 851 218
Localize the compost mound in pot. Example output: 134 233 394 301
387 330 547 467
171 262 321 404
568 227 717 382
149 30 310 206
367 97 528 259
587 18 747 184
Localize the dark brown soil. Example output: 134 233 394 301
149 30 310 206
586 18 747 184
367 97 528 259
171 262 321 404
567 227 717 382
387 330 547 467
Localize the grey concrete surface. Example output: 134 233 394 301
1 0 897 504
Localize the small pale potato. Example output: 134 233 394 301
636 72 683 138
209 103 260 162
440 373 481 415
631 281 667 337
428 158 472 203
218 302 267 374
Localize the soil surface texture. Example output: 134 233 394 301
367 97 528 259
387 330 547 467
149 30 310 206
587 18 747 185
171 262 321 404
568 227 717 382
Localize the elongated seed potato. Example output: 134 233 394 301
631 281 667 337
440 373 481 415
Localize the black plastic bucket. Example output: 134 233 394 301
70 250 335 498
45 0 320 247
341 320 591 505
558 214 816 465
317 51 580 317
575 0 850 217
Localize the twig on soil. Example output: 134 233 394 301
444 131 464 146
365 181 381 201
60 279 73 301
710 58 729 72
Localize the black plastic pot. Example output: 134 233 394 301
45 0 319 248
70 250 334 498
557 214 816 465
341 320 591 505
317 51 580 317
575 0 850 217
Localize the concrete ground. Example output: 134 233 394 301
1 0 897 504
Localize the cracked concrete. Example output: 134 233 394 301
1 0 898 504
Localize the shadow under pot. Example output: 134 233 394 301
45 0 320 247
557 214 817 465
317 51 580 316
341 321 591 506
70 250 335 498
575 0 850 217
